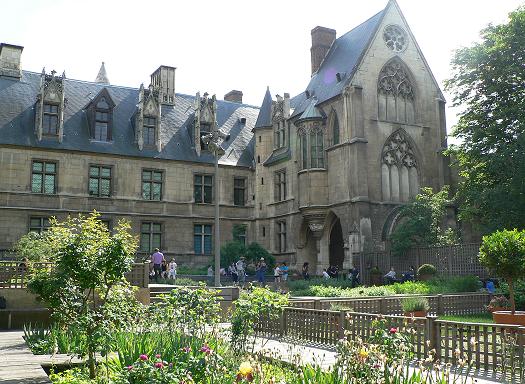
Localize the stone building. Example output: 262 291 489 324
0 0 450 272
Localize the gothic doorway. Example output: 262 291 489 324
329 218 344 269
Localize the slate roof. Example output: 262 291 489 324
297 97 326 122
0 71 258 167
254 87 273 129
291 9 385 118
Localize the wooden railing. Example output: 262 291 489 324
290 292 491 316
0 261 150 288
257 307 525 381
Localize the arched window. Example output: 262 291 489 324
377 58 415 124
381 130 419 202
298 128 308 170
332 114 340 145
310 127 324 168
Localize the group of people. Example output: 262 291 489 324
384 266 415 284
150 248 177 282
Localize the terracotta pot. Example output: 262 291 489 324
405 311 427 318
492 311 525 326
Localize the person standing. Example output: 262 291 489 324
236 257 246 286
302 262 310 280
256 258 267 285
229 263 238 284
280 262 289 282
151 248 165 283
273 265 282 284
168 259 177 280
207 265 213 286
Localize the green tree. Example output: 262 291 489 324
20 211 138 378
479 229 525 313
245 242 275 269
445 6 525 232
390 186 457 256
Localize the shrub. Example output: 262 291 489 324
479 229 525 313
220 241 246 268
499 279 525 311
486 295 510 312
417 264 437 276
400 297 430 313
245 242 275 269
391 281 431 295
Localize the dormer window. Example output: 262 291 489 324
143 117 156 146
94 97 111 141
87 89 115 142
43 103 59 135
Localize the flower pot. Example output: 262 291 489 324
487 306 507 313
492 311 525 326
405 311 427 318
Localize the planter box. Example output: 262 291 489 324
492 310 525 326
404 311 427 318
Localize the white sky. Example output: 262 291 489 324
1 0 523 136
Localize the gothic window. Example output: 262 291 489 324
383 25 408 53
332 112 339 145
42 104 59 135
93 97 111 141
274 120 286 148
233 177 246 206
381 130 419 202
310 127 325 168
377 58 415 124
31 160 57 194
274 169 286 202
143 117 156 146
299 129 308 170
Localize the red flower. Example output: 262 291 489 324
155 354 161 359
139 354 148 361
200 344 212 354
154 362 163 369
389 327 398 334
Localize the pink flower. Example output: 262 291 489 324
127 365 133 371
154 362 163 369
182 346 191 353
139 354 148 361
200 344 211 354
155 354 161 359
389 327 398 334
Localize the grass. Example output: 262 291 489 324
438 313 493 323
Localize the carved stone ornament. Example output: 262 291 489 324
272 94 285 123
382 130 417 168
383 25 408 53
308 223 324 233
378 59 414 100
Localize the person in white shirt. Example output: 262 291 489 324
274 265 282 283
322 269 330 280
168 259 177 280
384 267 396 284
236 257 246 284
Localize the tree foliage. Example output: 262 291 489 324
479 229 525 313
220 241 275 269
20 211 139 378
390 186 457 256
445 6 525 232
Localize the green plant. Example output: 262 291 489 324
22 211 139 379
245 242 275 270
499 279 525 311
330 303 354 311
479 229 525 313
400 297 430 313
391 281 431 295
230 286 288 352
220 240 246 268
487 295 510 312
417 264 437 277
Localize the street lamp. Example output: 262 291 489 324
202 127 229 287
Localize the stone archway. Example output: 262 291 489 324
329 218 345 269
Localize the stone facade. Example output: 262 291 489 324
0 1 451 273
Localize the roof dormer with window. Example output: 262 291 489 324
135 83 162 151
85 88 115 142
193 92 217 156
35 69 66 142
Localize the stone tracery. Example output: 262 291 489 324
377 58 415 123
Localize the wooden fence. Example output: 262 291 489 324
0 261 150 288
257 307 525 381
290 292 491 316
353 243 487 285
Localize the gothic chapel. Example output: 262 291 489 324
0 0 449 272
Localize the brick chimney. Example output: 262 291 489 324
310 27 336 75
224 90 243 103
0 43 23 79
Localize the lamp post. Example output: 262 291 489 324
202 127 229 287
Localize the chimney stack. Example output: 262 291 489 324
151 65 176 105
224 90 243 103
310 27 336 75
0 43 23 79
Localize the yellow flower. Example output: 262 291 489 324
358 348 369 359
239 362 253 376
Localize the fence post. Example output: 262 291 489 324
437 294 444 316
339 311 346 340
426 315 439 358
379 298 386 314
314 299 321 310
143 262 150 288
280 309 288 337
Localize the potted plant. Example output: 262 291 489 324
479 229 525 325
486 295 510 313
400 297 430 318
369 266 382 286
417 264 437 281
